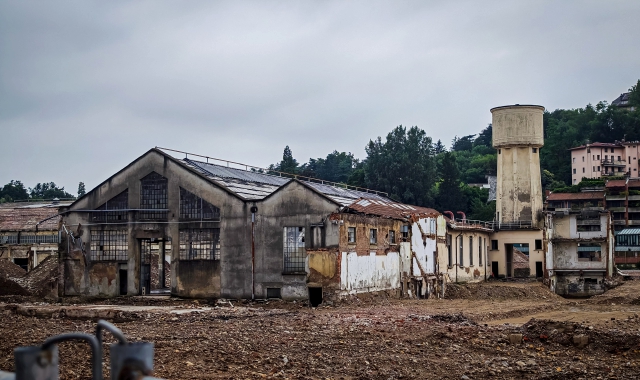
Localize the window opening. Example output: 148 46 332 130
459 236 464 266
535 239 542 250
478 237 483 265
389 230 396 244
447 234 452 267
283 227 305 273
491 239 498 250
92 189 128 223
179 228 220 260
347 227 356 244
533 148 537 153
140 172 168 220
18 234 59 244
469 236 474 266
578 243 601 261
401 225 409 241
90 229 128 261
369 229 377 244
179 187 220 220
267 288 282 299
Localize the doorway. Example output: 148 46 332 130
491 261 499 278
308 287 323 307
535 261 543 278
119 269 128 295
140 239 170 295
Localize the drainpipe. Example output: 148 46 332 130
250 206 258 300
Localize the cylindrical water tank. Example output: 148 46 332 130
491 105 544 148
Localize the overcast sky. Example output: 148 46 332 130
1 1 639 195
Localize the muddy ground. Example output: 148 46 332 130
2 281 640 379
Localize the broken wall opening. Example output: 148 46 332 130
308 287 322 307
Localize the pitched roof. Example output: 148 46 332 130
612 92 630 107
182 158 392 205
0 202 70 232
343 198 439 219
546 191 605 201
569 142 620 151
606 179 640 189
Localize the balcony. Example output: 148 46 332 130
601 159 626 167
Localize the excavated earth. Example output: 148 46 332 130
2 281 640 379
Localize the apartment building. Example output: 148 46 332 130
570 141 640 184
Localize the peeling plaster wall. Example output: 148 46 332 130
487 229 544 278
410 217 437 275
442 228 491 283
552 242 607 270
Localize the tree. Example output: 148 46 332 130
436 152 464 212
279 146 299 175
434 139 446 154
364 125 436 206
474 124 492 148
0 180 29 202
77 182 86 197
451 134 475 151
29 182 74 199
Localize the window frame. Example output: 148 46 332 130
369 229 377 245
347 227 356 244
283 226 306 274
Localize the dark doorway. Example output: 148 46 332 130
505 244 513 277
119 269 128 296
535 261 543 278
308 287 323 307
491 261 499 278
13 258 28 272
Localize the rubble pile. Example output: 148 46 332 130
0 256 58 299
0 260 29 296
445 281 561 300
0 259 26 278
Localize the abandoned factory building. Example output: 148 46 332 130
60 148 464 300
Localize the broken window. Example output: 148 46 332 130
578 244 601 261
92 189 128 224
389 230 396 244
401 225 409 241
491 240 498 250
90 229 128 261
369 229 377 245
139 172 168 220
179 188 220 221
283 227 305 273
535 239 542 250
179 229 220 260
347 227 356 244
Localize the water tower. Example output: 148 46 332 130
491 105 545 227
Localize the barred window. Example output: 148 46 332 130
179 188 220 220
90 230 128 261
179 229 220 260
0 234 18 244
92 190 128 223
139 172 168 220
283 227 305 273
19 234 60 244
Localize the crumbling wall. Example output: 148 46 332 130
339 251 400 294
555 273 606 297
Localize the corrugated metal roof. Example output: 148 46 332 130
344 198 439 219
182 159 391 204
618 228 640 235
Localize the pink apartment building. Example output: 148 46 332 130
570 141 640 184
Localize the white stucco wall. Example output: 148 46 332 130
340 251 400 294
411 218 437 275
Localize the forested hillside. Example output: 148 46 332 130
270 80 640 221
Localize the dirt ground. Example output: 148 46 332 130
2 281 640 379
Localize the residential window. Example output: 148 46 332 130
593 155 595 160
179 188 220 220
605 155 608 160
498 149 501 154
582 156 585 162
573 169 576 174
478 237 483 265
593 166 595 172
389 230 396 244
347 227 356 243
611 148 615 153
90 229 128 261
587 148 590 153
283 227 305 273
582 168 585 173
572 157 575 163
597 155 600 160
491 239 498 250
469 236 474 266
179 228 220 260
535 239 542 250
459 236 464 266
447 234 452 267
573 179 577 184
605 148 608 153
369 229 377 244
139 172 168 220
92 189 129 223
618 156 621 161
597 166 600 171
